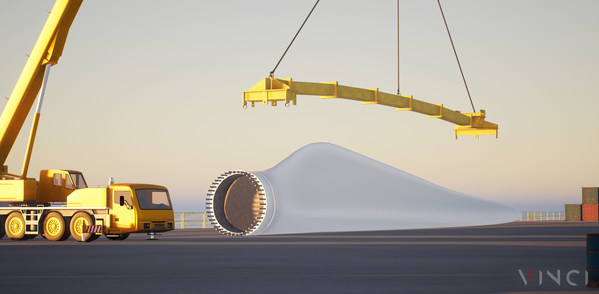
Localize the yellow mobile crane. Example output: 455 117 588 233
0 0 174 242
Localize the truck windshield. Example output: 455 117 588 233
135 189 172 210
69 173 88 189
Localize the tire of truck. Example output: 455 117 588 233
60 217 72 241
105 233 130 241
43 212 69 241
5 212 26 240
0 215 5 240
88 233 100 242
70 212 95 242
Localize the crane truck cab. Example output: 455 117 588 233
0 169 175 242
39 169 88 202
106 183 175 235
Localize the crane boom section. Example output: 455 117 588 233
0 0 83 167
243 77 498 139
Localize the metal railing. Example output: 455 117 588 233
520 211 565 221
173 211 566 229
174 212 209 229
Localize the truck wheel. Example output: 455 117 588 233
0 215 5 240
88 233 100 242
105 233 130 240
21 234 36 240
60 217 72 241
70 212 95 242
43 212 68 241
5 212 26 240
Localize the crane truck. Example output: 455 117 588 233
0 0 175 242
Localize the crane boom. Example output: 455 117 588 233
243 77 498 139
0 0 83 169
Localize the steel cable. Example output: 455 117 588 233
269 0 320 77
397 0 401 95
437 0 476 112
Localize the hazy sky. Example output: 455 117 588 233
0 1 597 211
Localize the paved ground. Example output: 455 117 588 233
0 222 597 293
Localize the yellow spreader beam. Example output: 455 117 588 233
243 77 498 139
